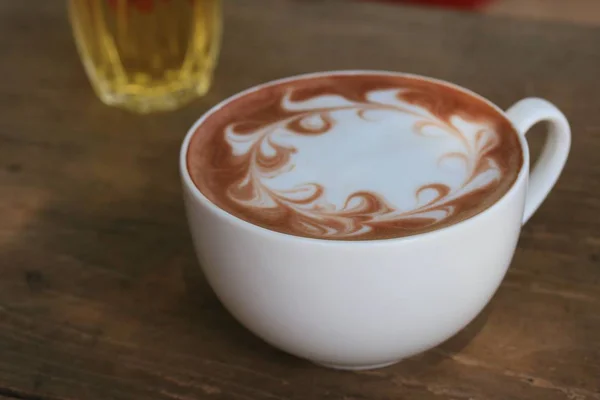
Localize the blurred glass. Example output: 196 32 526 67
69 0 222 114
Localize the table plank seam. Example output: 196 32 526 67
0 387 60 400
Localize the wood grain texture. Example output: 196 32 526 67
0 1 599 399
486 0 600 26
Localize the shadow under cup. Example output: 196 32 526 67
179 70 570 369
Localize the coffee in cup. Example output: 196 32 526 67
181 71 570 369
187 73 523 240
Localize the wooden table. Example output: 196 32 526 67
1 1 599 399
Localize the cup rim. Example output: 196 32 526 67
180 70 530 245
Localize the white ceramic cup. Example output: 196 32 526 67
180 71 571 370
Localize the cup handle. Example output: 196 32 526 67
505 98 571 225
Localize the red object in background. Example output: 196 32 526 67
369 0 494 10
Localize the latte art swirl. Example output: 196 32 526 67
224 89 502 238
187 73 522 240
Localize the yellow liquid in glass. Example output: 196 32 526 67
69 0 221 113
